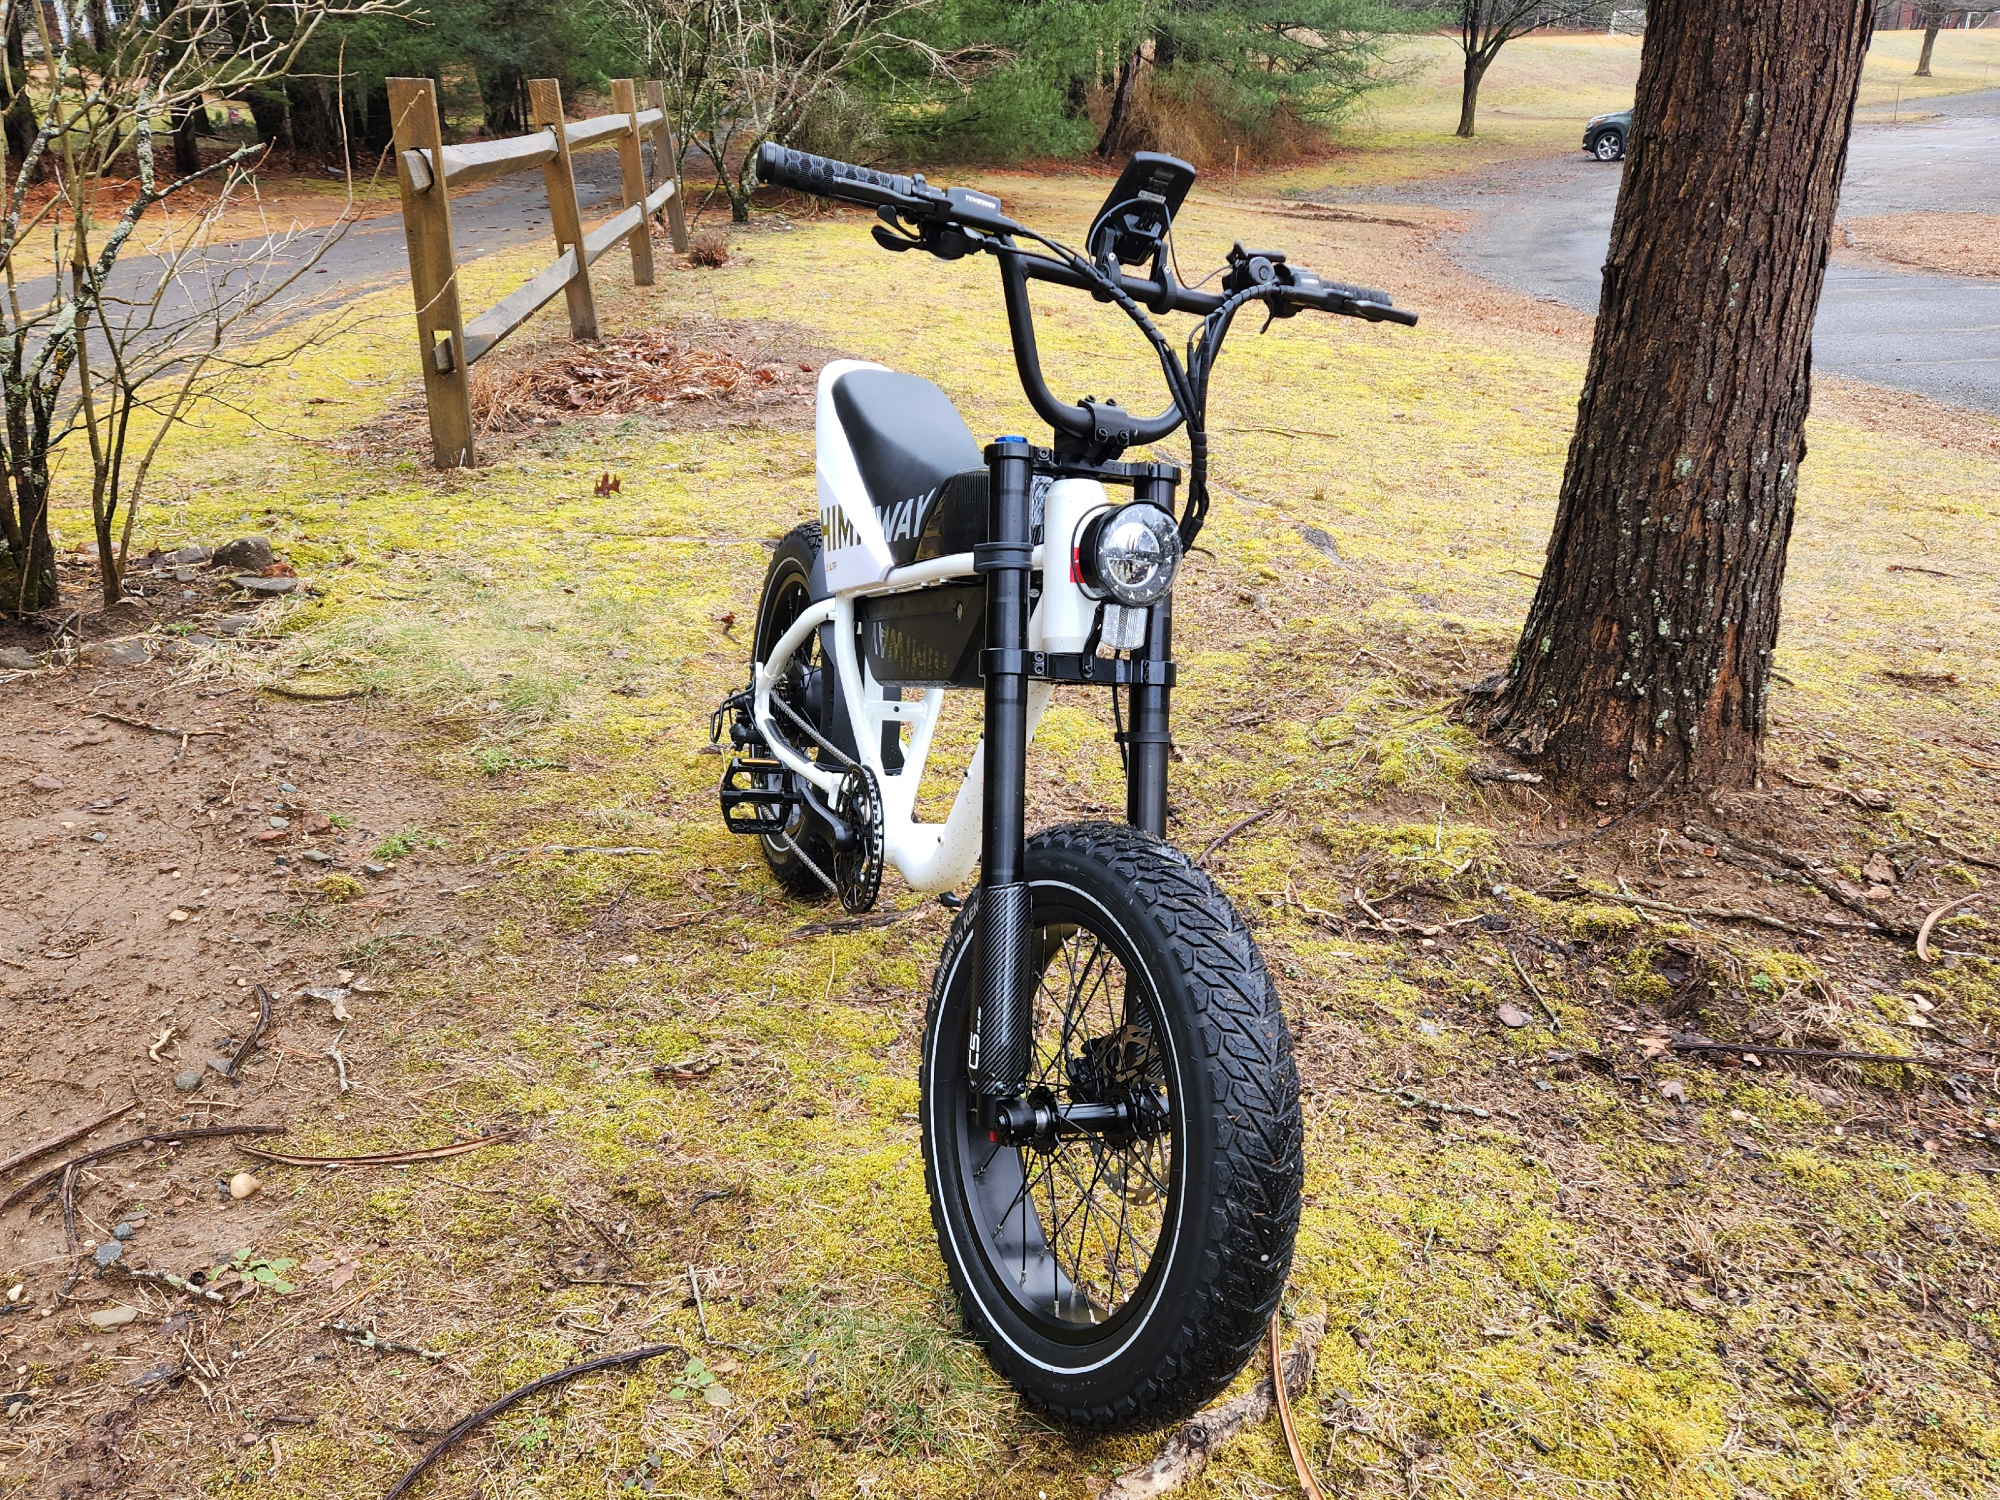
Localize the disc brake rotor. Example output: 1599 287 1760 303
833 765 884 913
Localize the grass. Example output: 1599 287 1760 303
15 53 2000 1500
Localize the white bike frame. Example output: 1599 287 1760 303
749 363 1118 894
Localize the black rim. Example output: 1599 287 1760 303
944 887 1183 1344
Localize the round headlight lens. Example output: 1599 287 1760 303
1079 502 1182 607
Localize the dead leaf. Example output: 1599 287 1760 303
1496 1003 1530 1029
1658 1079 1687 1104
1638 1030 1672 1060
1863 852 1896 885
327 1261 358 1289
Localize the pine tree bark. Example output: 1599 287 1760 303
1478 0 1874 802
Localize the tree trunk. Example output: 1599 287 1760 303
1456 56 1488 138
1477 0 1874 802
1915 19 1940 75
2 7 38 174
1097 44 1144 158
2 467 57 614
173 102 203 175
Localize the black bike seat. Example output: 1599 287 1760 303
830 368 981 514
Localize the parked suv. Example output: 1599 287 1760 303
1583 110 1629 161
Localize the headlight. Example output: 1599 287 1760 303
1077 502 1182 607
1587 115 1607 126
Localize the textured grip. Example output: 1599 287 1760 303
755 141 917 207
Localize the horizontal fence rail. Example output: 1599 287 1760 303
387 76 691 468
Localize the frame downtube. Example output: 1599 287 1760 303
973 439 1035 1099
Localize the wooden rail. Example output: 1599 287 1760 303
387 77 692 468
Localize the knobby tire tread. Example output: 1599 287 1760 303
757 522 834 900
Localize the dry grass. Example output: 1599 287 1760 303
1841 212 2000 281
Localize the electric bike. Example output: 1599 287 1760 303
713 142 1417 1429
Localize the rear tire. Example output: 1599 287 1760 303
753 523 836 900
920 822 1303 1430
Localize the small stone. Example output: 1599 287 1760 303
112 1222 136 1241
362 862 390 877
279 781 299 794
172 544 213 565
1863 852 1896 885
212 536 274 570
231 575 300 597
1496 1002 1532 1029
173 566 198 583
174 1068 205 1093
301 848 332 865
92 1241 124 1271
268 816 290 830
210 614 257 637
79 639 150 667
86 1304 137 1330
0 646 40 671
29 775 62 792
228 1172 261 1200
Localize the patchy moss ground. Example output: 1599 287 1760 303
9 157 2000 1500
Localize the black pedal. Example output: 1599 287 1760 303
719 755 796 836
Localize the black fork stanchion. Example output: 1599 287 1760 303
974 439 1036 1103
1125 469 1178 838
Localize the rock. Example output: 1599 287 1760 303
112 1222 136 1241
362 862 390 878
0 646 40 671
86 1304 137 1330
80 639 149 667
212 536 274 570
269 816 290 830
231 575 300 597
210 614 257 637
1496 1002 1532 1029
301 848 332 865
228 1172 261 1200
173 566 198 583
174 1068 205 1093
29 775 62 792
92 1241 124 1272
1863 852 1897 886
172 545 212 565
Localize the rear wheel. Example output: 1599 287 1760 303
920 823 1303 1430
753 523 837 899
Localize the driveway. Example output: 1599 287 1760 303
1314 89 2000 413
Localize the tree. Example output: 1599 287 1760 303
1915 7 1943 74
618 0 942 223
1452 0 1602 138
0 0 397 615
1473 0 1875 802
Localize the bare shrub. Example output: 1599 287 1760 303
688 229 732 268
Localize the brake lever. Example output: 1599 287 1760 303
871 223 917 253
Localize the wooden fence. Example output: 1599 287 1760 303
388 76 692 469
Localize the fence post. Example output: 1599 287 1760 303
527 78 599 341
387 78 474 469
610 79 655 287
646 80 691 253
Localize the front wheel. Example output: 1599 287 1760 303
920 823 1303 1430
1594 130 1625 162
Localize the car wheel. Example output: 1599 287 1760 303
1594 130 1625 162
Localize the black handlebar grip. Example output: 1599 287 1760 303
755 142 918 207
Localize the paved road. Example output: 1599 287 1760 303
1315 90 2000 413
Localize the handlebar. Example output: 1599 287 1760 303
757 144 928 215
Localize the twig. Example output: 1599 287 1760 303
324 1320 452 1362
326 1024 350 1094
1917 892 1985 963
1361 1084 1491 1120
242 1130 523 1169
1670 1038 1978 1072
84 710 224 738
1886 563 1954 578
219 985 272 1081
261 683 366 701
495 844 663 862
1269 1310 1326 1500
1351 887 1400 930
1519 778 1673 850
1507 949 1561 1031
1762 1356 1841 1420
1 1124 285 1210
688 1263 710 1342
1196 808 1273 868
1606 882 1813 935
382 1344 679 1500
112 1265 224 1303
1102 1315 1325 1499
0 1101 135 1181
787 906 919 939
147 1026 177 1063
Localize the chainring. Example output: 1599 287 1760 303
832 764 885 914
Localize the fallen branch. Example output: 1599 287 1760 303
1 1124 285 1210
241 1130 523 1168
1604 882 1814 936
218 985 272 1081
326 1024 350 1094
1684 820 1915 938
0 1102 136 1182
788 906 919 939
324 1319 452 1362
262 683 367 701
1269 1311 1327 1500
1917 892 1985 963
1507 949 1561 1031
494 844 663 862
1361 1084 1492 1120
1196 809 1274 869
84 710 225 738
1102 1314 1325 1499
1670 1038 1976 1072
382 1344 679 1500
111 1265 225 1303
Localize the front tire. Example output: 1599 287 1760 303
920 823 1303 1430
1594 130 1625 162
